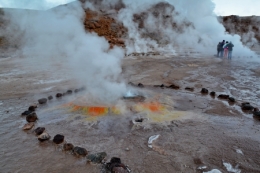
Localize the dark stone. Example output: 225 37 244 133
87 152 107 164
185 87 194 91
134 118 143 123
241 103 254 111
160 84 165 88
56 93 63 98
201 88 208 94
66 90 73 94
21 110 33 116
34 127 45 135
38 132 50 142
106 157 128 173
253 111 260 117
137 83 144 88
168 84 180 89
48 95 53 100
210 91 216 97
63 143 74 151
253 108 259 112
241 102 250 106
128 82 135 86
38 98 47 104
218 94 229 99
228 97 235 102
28 105 37 111
53 134 64 144
26 113 38 122
74 89 79 93
72 146 88 157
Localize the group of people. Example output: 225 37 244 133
217 40 234 59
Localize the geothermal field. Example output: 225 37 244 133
0 1 260 173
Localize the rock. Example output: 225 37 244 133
185 87 194 91
66 90 73 94
228 97 235 102
34 127 45 135
201 88 208 94
28 105 37 111
38 132 51 142
48 95 53 100
210 91 216 97
56 93 63 98
125 148 130 151
21 110 33 116
23 122 34 130
241 102 254 111
87 152 107 164
106 157 128 173
253 111 260 117
26 113 38 122
53 134 64 144
63 143 74 151
160 84 165 88
38 98 47 104
74 89 79 93
168 84 180 89
137 83 144 88
253 108 259 112
72 146 88 157
218 94 229 99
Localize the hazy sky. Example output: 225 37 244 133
212 0 260 16
0 0 260 16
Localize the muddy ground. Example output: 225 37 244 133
0 53 260 173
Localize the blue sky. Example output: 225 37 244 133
0 0 260 16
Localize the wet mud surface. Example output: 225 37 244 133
1 54 260 173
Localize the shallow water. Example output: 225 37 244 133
0 54 260 173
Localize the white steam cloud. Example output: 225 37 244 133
83 0 257 58
3 1 127 103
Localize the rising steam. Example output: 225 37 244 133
3 1 127 103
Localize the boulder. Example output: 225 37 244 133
63 143 74 151
218 94 229 99
241 102 254 111
168 84 180 89
185 87 194 91
38 132 51 142
34 127 45 135
26 113 38 122
210 91 216 97
137 83 144 88
87 152 107 164
21 110 33 116
72 146 88 157
228 97 235 102
38 98 47 104
201 88 208 94
48 95 53 100
28 105 37 111
53 134 64 144
106 157 129 173
22 122 34 130
56 93 63 98
66 90 73 94
253 111 260 117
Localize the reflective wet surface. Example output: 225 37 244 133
0 54 260 173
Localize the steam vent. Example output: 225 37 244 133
1 0 260 173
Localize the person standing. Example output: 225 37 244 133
227 42 234 59
223 41 229 58
220 40 225 57
217 42 222 57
